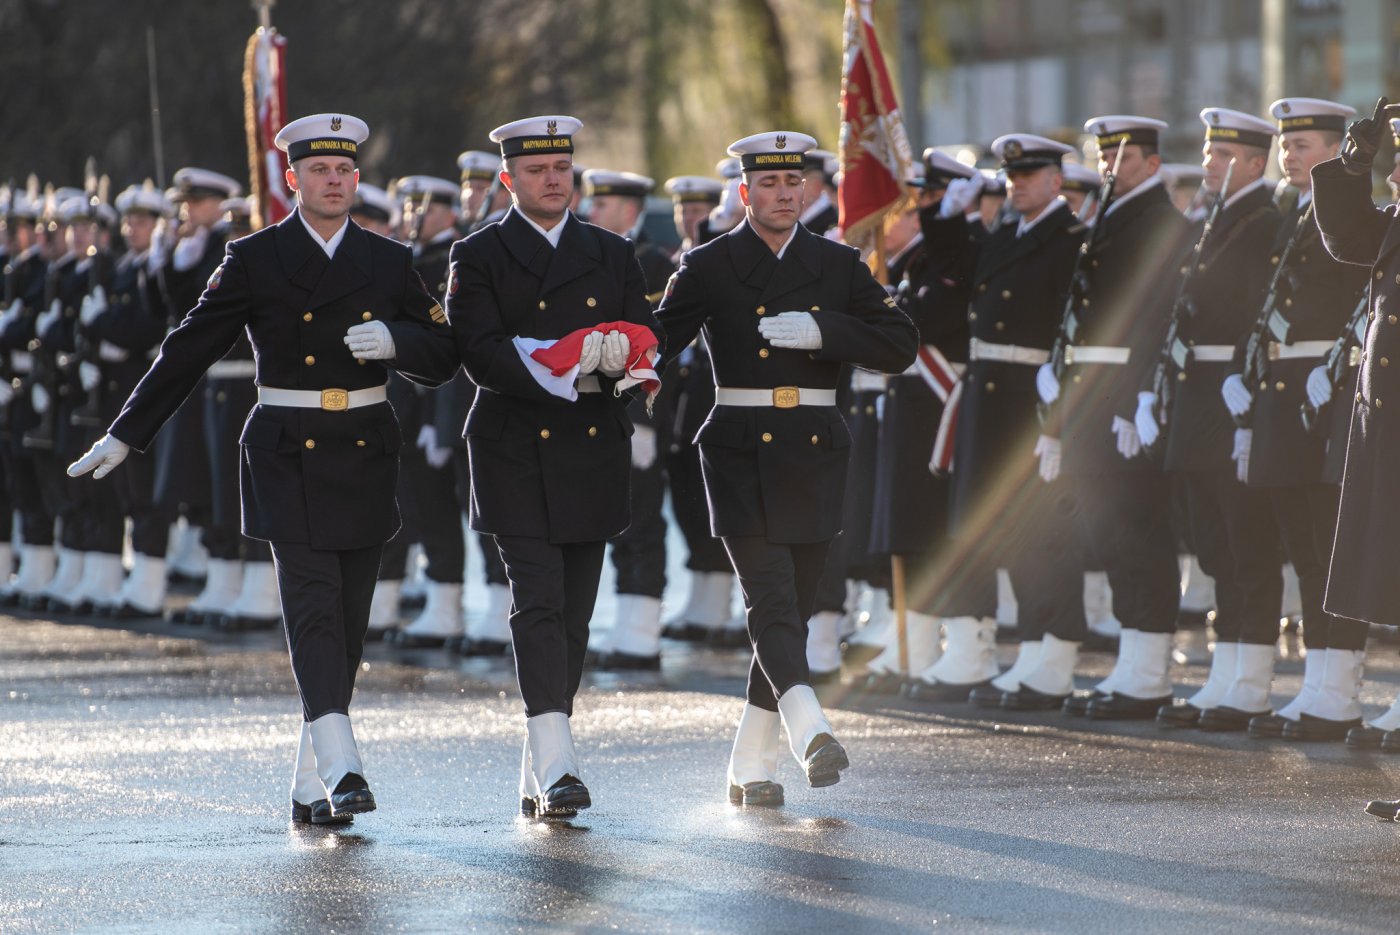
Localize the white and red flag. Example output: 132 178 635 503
243 26 291 230
837 0 916 251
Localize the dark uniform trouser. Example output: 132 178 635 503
204 380 270 563
153 382 210 526
1070 471 1179 634
4 447 52 546
494 535 606 717
271 541 383 721
403 445 465 584
722 536 832 712
114 449 168 557
610 458 667 597
451 454 507 586
665 446 731 573
1003 483 1087 642
1177 470 1281 644
1270 483 1365 650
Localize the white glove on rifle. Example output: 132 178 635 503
1306 365 1333 410
577 331 603 375
1134 391 1160 448
1112 415 1141 459
939 176 984 219
631 424 657 470
79 362 101 392
0 298 22 331
344 321 395 360
1034 434 1061 483
0 381 11 407
1232 428 1252 484
79 285 109 327
1221 373 1252 418
36 299 61 338
758 312 822 350
1036 363 1060 405
68 433 130 480
416 424 452 469
599 330 629 376
31 382 50 414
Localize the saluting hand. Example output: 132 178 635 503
67 433 130 480
344 321 396 360
1342 97 1400 175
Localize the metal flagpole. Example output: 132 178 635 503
872 223 908 677
145 26 165 188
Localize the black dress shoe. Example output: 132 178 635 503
1196 705 1267 732
597 650 662 671
329 773 376 817
727 781 784 807
969 683 1010 707
1379 731 1400 755
459 638 511 657
802 733 849 788
862 671 905 695
112 602 161 620
1247 713 1292 737
520 796 536 817
809 668 841 686
662 621 709 642
905 678 991 703
1085 693 1174 720
1365 798 1400 821
394 633 450 649
398 592 427 611
1156 702 1205 728
1000 685 1071 711
221 614 280 632
1062 690 1109 716
536 775 590 817
1347 725 1386 749
1281 713 1363 742
291 798 353 826
708 628 751 649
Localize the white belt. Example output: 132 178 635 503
9 351 33 373
1064 345 1130 365
257 384 387 411
969 338 1050 366
850 369 887 392
714 386 837 408
1269 339 1334 361
1188 344 1235 363
577 374 601 393
208 359 257 379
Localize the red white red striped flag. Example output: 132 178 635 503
243 26 291 231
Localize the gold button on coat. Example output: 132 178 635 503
1276 381 1286 391
304 355 315 365
538 300 547 310
810 305 820 311
362 311 372 321
587 297 597 307
356 439 366 447
304 439 315 449
303 312 313 322
761 432 773 443
759 348 769 358
588 426 598 437
756 306 766 316
1378 398 1385 408
1383 358 1391 367
810 435 819 444
540 429 550 439
1001 289 1011 299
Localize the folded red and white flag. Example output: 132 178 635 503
513 320 660 411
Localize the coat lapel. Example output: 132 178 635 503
1377 204 1400 266
496 208 552 283
757 224 822 305
725 221 777 292
305 219 371 310
540 213 602 295
976 204 1071 283
274 210 328 295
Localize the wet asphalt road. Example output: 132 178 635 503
5 608 1400 934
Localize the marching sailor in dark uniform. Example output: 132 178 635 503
70 113 458 825
1036 116 1193 720
448 116 658 818
654 130 917 806
1145 108 1284 730
1212 99 1370 739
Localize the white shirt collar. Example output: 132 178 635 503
298 210 349 258
1104 173 1164 217
1016 199 1068 238
1223 176 1271 211
1296 188 1314 209
775 223 800 259
517 207 570 248
799 190 832 225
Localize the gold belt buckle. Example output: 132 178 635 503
772 386 800 409
320 388 349 411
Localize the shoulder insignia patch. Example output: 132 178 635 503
448 268 459 296
883 295 898 308
663 271 678 302
429 302 446 324
207 265 223 291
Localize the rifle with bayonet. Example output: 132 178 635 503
1039 138 1127 426
1234 202 1314 428
1301 293 1369 433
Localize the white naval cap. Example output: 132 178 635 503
220 196 252 217
1060 162 1102 193
1084 115 1169 149
457 149 501 182
714 157 742 180
979 169 1007 195
6 186 41 221
917 148 978 186
115 183 174 217
727 131 819 172
489 115 582 158
56 195 97 224
394 175 460 211
664 176 725 204
1269 97 1355 134
1199 107 1277 149
805 148 836 174
582 169 654 199
1160 162 1206 188
351 183 394 222
172 168 242 201
991 133 1075 171
274 113 368 163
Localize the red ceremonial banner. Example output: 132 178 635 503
243 27 291 231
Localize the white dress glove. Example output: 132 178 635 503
1035 363 1060 405
0 298 21 331
1034 434 1062 483
36 299 61 338
599 330 629 376
631 424 657 470
758 311 822 350
1221 373 1253 418
31 382 50 414
1306 365 1333 409
1134 391 1160 449
577 331 603 375
939 176 984 219
67 433 131 480
1112 415 1141 459
79 361 101 392
79 285 108 327
1232 428 1252 484
0 380 11 407
344 321 396 360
